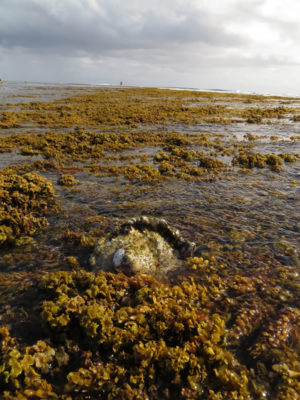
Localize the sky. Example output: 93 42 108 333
1 0 300 95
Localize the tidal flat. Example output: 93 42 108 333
0 84 299 399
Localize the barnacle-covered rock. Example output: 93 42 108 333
90 217 198 277
90 228 182 276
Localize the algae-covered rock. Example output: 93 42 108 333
90 216 199 277
90 227 183 276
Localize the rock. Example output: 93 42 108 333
112 248 126 267
90 216 199 277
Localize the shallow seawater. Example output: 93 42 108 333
0 81 100 104
0 84 299 275
0 84 299 399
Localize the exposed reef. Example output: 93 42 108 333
0 85 299 399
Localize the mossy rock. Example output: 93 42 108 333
90 227 183 277
90 217 199 277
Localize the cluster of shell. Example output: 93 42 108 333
90 216 200 277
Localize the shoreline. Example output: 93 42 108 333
2 79 300 99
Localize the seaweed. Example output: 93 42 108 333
0 86 299 399
0 170 58 245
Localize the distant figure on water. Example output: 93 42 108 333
120 81 123 86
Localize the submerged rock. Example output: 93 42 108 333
90 216 198 277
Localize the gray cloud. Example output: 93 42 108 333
1 0 300 95
0 0 244 56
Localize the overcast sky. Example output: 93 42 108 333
1 0 300 95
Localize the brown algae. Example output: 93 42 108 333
0 86 299 399
0 261 299 399
0 169 57 245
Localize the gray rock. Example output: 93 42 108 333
90 216 200 277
